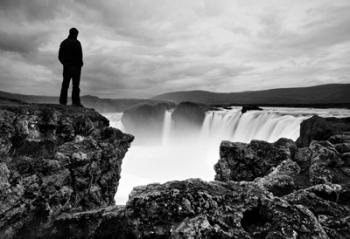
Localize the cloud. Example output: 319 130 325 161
0 30 50 55
0 0 349 98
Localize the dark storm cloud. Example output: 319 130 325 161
0 0 349 98
0 30 49 55
0 0 66 22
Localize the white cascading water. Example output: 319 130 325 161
104 107 350 204
161 110 173 146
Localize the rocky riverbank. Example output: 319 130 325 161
1 104 349 238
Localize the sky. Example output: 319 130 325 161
0 0 349 98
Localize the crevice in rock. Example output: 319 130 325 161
241 204 269 239
313 190 339 203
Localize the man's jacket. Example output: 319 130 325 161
58 37 83 67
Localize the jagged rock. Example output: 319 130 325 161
34 179 328 239
116 179 328 239
0 104 133 238
296 116 350 147
254 159 300 196
334 143 350 154
241 105 263 114
342 152 350 166
172 102 208 132
214 117 350 238
329 134 350 144
308 141 348 185
37 205 130 239
214 138 297 182
284 184 350 239
122 102 174 144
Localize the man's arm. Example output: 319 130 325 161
58 43 64 65
78 42 83 67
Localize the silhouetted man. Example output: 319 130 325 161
58 28 84 107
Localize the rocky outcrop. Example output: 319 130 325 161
122 102 174 144
172 102 208 132
284 184 350 239
215 138 297 182
214 116 350 238
123 179 329 238
42 179 328 239
0 104 133 238
296 115 350 147
241 105 263 114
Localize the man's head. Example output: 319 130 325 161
69 28 79 39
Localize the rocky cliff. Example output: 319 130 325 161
1 104 350 238
0 104 133 238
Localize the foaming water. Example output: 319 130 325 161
104 107 350 204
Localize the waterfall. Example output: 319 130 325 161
162 110 173 146
104 107 350 204
199 109 309 144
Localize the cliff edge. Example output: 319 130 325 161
0 104 133 238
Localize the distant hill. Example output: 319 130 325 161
2 83 350 112
0 96 26 105
0 91 168 112
153 84 350 107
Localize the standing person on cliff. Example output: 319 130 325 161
58 28 84 107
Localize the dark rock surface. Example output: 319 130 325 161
241 105 263 114
214 116 350 239
121 179 327 239
43 179 328 239
284 184 350 239
215 138 297 182
172 101 209 132
122 102 174 144
296 115 350 147
0 104 133 238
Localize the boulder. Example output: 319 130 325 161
0 104 133 238
117 179 328 238
308 141 348 185
241 105 263 114
214 138 297 182
296 116 350 147
284 184 350 239
254 159 300 196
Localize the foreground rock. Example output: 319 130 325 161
43 179 328 239
296 116 350 147
0 104 133 238
120 179 327 239
215 138 297 182
214 116 350 238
